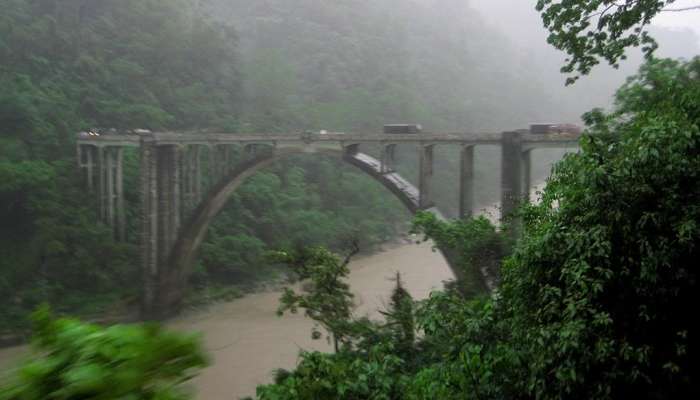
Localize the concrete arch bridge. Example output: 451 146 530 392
76 130 580 318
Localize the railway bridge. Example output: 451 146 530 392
76 129 580 317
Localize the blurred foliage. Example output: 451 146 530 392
0 307 207 399
255 57 700 399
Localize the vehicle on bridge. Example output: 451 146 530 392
383 124 423 134
530 123 582 134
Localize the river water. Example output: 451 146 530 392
0 240 453 399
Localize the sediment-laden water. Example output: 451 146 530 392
0 240 453 399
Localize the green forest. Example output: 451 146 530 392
1 0 699 399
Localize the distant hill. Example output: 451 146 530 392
202 0 699 132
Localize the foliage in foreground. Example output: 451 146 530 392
536 0 676 83
0 308 207 400
272 244 358 352
411 212 510 297
255 57 700 399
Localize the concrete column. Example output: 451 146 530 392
380 144 397 173
140 135 159 317
171 146 181 247
157 147 172 265
245 143 257 158
76 143 83 171
106 148 115 231
193 145 202 203
501 131 522 222
86 146 94 192
521 149 532 203
116 147 126 241
459 145 475 218
181 147 191 213
419 144 434 209
216 145 226 178
98 147 106 221
180 146 192 211
209 145 220 185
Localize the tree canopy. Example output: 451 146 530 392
536 0 698 83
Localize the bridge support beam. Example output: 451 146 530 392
140 136 159 317
106 148 115 230
182 145 202 214
419 144 434 209
98 147 106 222
521 149 532 203
459 145 475 218
78 145 96 192
501 131 523 223
82 145 124 239
380 144 397 173
115 147 125 241
140 136 184 319
157 145 181 264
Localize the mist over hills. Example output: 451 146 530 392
204 0 699 132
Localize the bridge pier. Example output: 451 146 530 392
98 147 106 222
78 144 124 239
182 145 202 214
380 144 397 173
459 145 475 218
419 144 434 209
521 148 532 203
106 148 115 230
115 147 125 241
501 131 521 221
140 138 185 318
77 144 96 192
501 131 532 225
140 136 159 317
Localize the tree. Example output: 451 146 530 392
411 212 510 297
495 56 700 399
378 272 417 363
272 242 359 352
0 307 207 400
536 0 700 83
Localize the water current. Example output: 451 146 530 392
0 240 454 399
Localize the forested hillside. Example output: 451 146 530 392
206 0 568 131
0 0 242 330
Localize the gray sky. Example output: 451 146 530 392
652 0 700 43
471 0 700 48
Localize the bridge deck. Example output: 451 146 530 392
77 131 581 148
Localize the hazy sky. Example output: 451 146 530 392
471 0 700 47
652 0 700 42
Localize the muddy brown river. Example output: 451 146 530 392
0 240 453 399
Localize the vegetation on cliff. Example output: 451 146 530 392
255 57 700 399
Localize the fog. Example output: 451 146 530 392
198 0 700 132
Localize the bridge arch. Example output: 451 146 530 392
154 147 443 315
